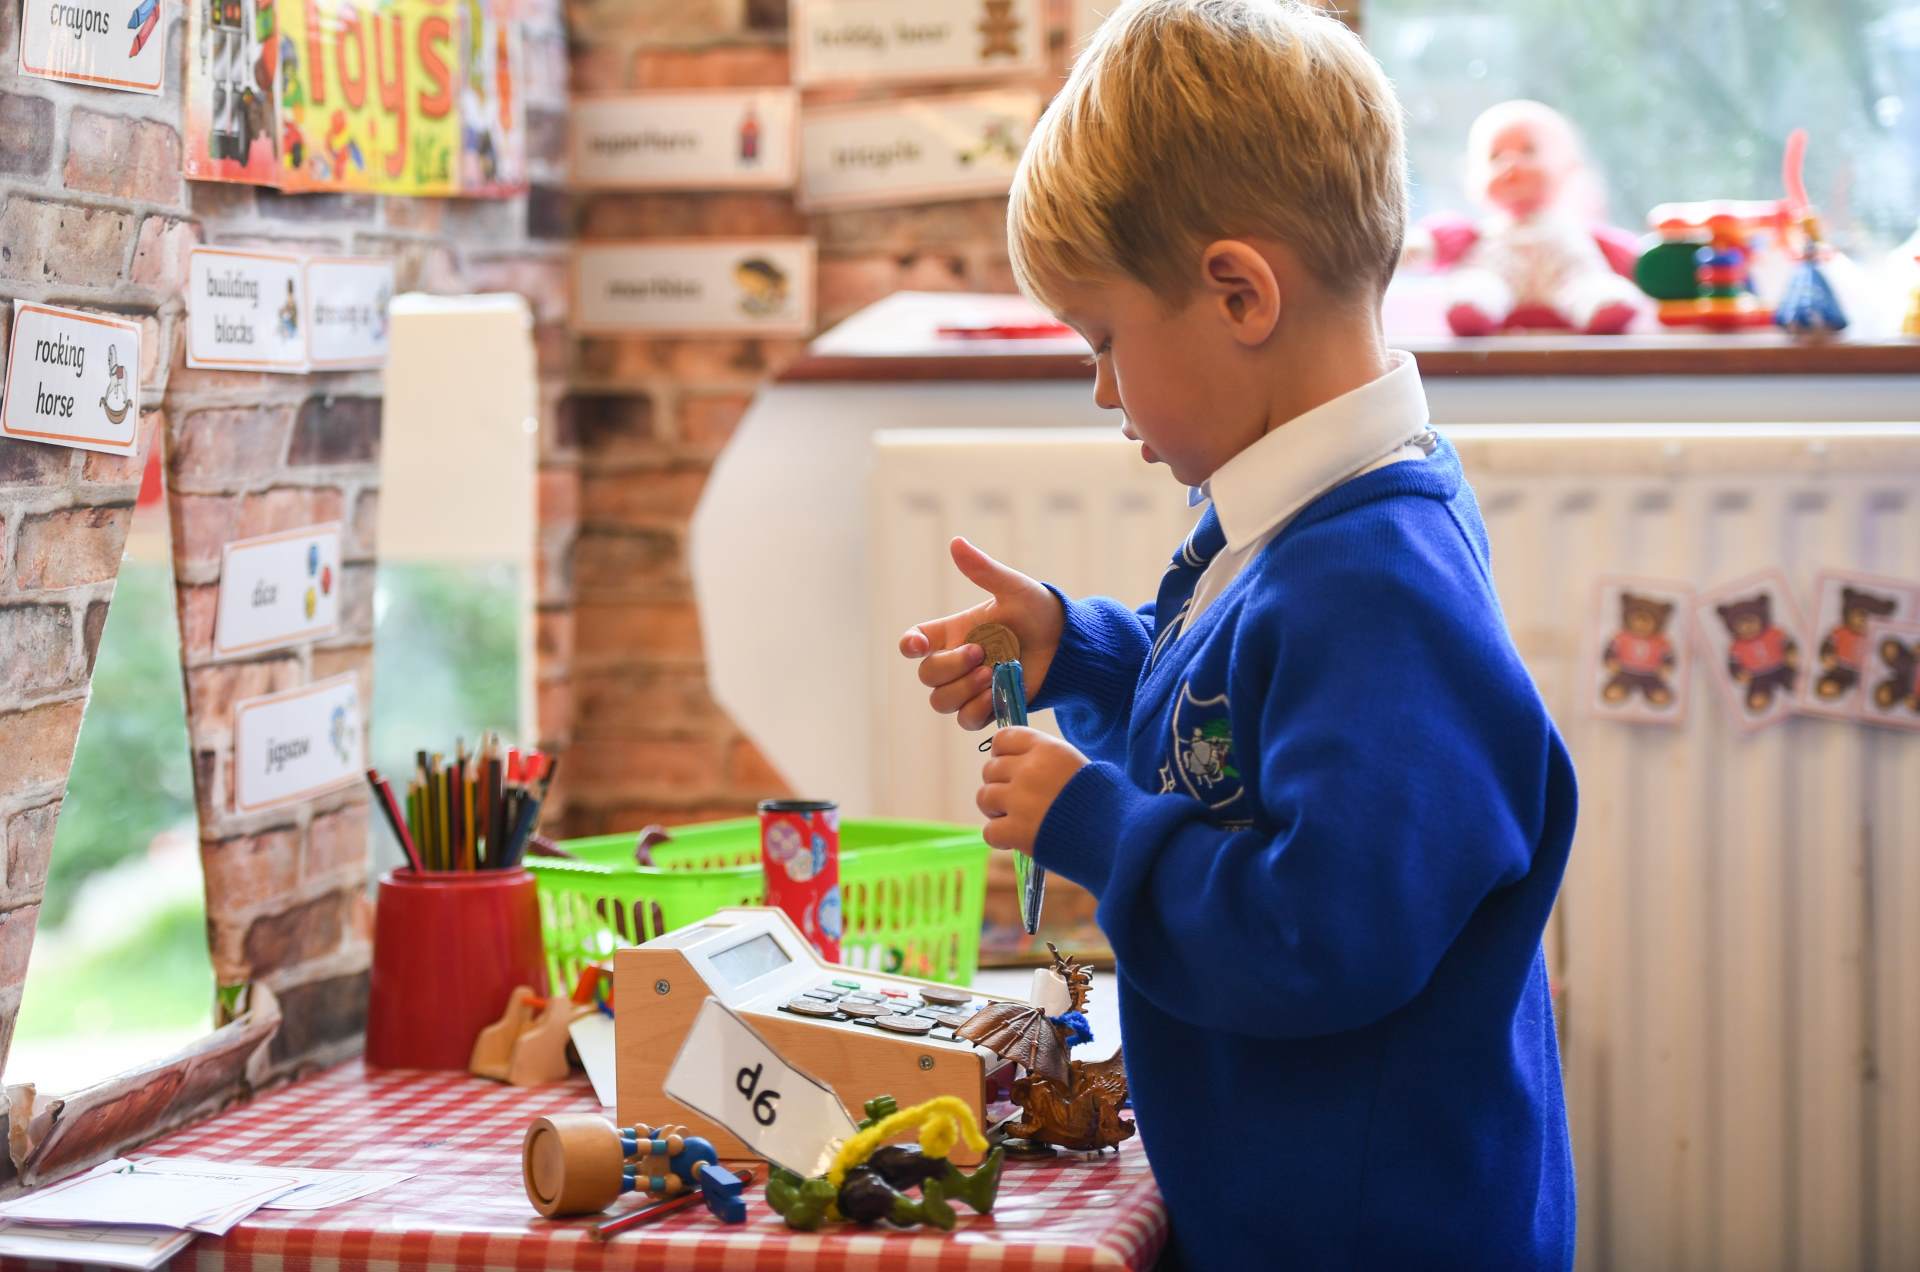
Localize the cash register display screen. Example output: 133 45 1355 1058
708 933 791 989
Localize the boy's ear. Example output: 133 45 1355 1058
1198 240 1281 346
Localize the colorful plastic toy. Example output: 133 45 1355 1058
521 1114 748 1224
1773 130 1848 337
765 1095 1004 1232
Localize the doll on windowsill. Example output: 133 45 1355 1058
1403 99 1644 337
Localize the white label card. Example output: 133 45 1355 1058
573 240 815 336
792 0 1045 87
214 524 342 657
18 0 165 93
663 998 858 1176
800 91 1040 211
304 258 394 370
188 249 309 372
571 91 799 190
2 301 141 456
231 674 364 813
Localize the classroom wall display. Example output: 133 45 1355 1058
1 300 142 456
797 90 1041 212
187 247 309 371
231 674 364 813
1800 571 1920 721
213 524 343 657
18 0 165 92
1695 570 1807 732
1588 577 1692 726
184 0 525 195
570 90 799 190
790 0 1045 87
1859 617 1920 731
571 239 816 336
305 257 395 369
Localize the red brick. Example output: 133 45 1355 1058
130 216 201 290
169 492 239 573
817 256 905 326
564 735 728 800
0 92 54 177
0 435 71 486
336 564 375 639
0 198 134 286
536 678 574 743
234 486 347 540
0 698 84 788
0 603 77 694
5 802 60 903
266 971 370 1067
630 44 790 88
139 313 164 388
570 802 757 837
311 647 373 703
580 467 710 527
0 904 41 990
574 600 705 662
347 491 379 560
168 405 295 486
536 523 575 607
287 396 381 467
82 408 160 486
726 736 789 794
381 197 446 234
242 888 354 978
201 827 301 916
538 468 580 528
306 802 369 879
573 527 683 593
177 582 218 657
63 111 182 204
677 392 754 452
536 608 574 667
576 336 808 384
571 393 654 455
814 199 1010 253
579 192 804 239
185 657 302 729
464 257 569 325
572 665 724 734
14 505 132 590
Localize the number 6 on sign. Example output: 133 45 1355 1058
663 999 858 1176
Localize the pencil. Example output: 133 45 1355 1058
366 770 423 873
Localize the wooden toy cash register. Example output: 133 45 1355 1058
614 908 1020 1166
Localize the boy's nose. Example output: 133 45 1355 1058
1093 363 1122 412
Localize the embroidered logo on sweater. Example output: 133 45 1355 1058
1166 683 1245 814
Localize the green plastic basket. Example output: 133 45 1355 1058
527 818 989 992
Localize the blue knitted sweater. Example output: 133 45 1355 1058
1031 438 1577 1269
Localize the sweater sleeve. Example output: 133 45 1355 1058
1028 584 1154 769
1030 563 1565 1040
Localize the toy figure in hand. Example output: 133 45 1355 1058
1602 593 1678 708
1406 100 1643 336
1716 595 1800 713
1817 587 1898 701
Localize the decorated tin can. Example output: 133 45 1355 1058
758 798 842 961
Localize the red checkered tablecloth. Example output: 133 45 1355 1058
8 1062 1168 1271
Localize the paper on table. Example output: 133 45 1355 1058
0 1221 194 1271
0 1158 304 1236
132 1157 414 1209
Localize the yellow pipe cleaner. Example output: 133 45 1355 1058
826 1096 989 1188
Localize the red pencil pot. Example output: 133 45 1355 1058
366 867 549 1069
759 799 842 961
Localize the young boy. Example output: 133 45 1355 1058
898 2 1577 1266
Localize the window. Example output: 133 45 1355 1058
1370 0 1920 256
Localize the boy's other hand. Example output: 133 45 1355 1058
898 537 1065 731
976 727 1087 855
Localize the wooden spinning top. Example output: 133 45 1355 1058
524 1114 626 1217
965 622 1020 667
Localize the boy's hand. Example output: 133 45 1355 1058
898 538 1064 731
976 727 1087 856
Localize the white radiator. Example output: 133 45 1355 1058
869 421 1920 1272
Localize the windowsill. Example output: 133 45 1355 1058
778 294 1920 384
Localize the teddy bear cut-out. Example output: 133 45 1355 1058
1816 586 1898 700
1716 594 1800 712
1601 592 1678 707
1873 635 1920 714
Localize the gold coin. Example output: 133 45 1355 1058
965 622 1020 666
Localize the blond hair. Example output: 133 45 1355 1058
1009 0 1407 310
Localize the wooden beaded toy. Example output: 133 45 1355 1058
521 1114 748 1224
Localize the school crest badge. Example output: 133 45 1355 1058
1167 683 1245 814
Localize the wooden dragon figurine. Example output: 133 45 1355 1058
956 944 1135 1154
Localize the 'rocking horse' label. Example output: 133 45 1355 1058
1 300 141 456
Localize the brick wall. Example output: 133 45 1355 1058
560 1 1079 838
0 1 577 1081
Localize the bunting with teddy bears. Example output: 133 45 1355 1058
1589 570 1920 732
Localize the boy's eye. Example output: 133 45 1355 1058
1082 338 1112 368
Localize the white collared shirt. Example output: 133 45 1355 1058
1185 350 1435 627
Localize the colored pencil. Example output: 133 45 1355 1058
365 769 423 873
